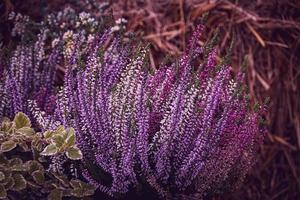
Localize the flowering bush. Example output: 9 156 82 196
0 8 265 199
56 26 265 199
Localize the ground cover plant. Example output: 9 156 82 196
0 7 266 200
0 112 94 199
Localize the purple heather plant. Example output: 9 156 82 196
0 9 265 199
0 7 113 119
0 35 59 119
49 25 265 199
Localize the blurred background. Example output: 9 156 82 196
1 0 300 199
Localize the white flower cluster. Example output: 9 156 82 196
111 18 128 32
0 81 7 118
79 12 92 25
34 29 49 63
46 7 75 29
228 78 237 96
109 49 146 152
62 30 75 63
76 11 98 32
87 34 95 44
51 38 60 48
9 12 30 36
63 30 74 40
45 7 98 35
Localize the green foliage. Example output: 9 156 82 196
0 112 94 199
41 126 82 160
14 112 31 129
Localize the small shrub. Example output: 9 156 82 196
0 112 94 200
51 25 265 198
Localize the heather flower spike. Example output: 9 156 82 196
0 10 265 199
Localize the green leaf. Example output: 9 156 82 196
33 141 43 152
54 126 65 135
10 164 28 172
70 180 95 197
8 158 23 166
32 170 45 185
27 160 44 173
43 130 54 139
65 127 74 138
65 146 82 160
0 172 4 181
70 189 84 198
70 179 82 189
48 189 62 200
41 144 58 156
14 112 31 129
12 174 26 191
0 185 7 199
19 142 30 151
1 121 13 132
1 140 17 152
17 127 35 136
26 180 41 189
52 135 64 148
72 188 95 197
53 174 69 187
4 177 14 190
66 134 75 147
65 128 75 147
31 135 42 148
